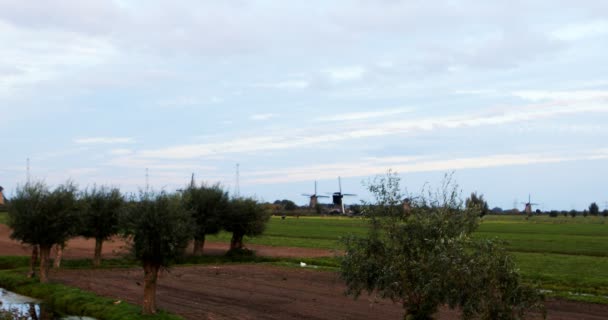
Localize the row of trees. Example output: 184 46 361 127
7 180 270 314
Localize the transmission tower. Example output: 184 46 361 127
145 168 149 191
235 163 240 198
26 158 30 185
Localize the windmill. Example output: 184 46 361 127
302 181 328 208
328 177 356 214
520 194 540 217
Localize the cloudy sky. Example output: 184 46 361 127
1 0 607 210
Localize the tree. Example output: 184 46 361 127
223 198 270 250
340 171 543 320
274 199 297 211
80 186 124 267
569 210 577 218
589 202 599 216
465 192 489 217
183 182 229 255
120 192 193 315
8 181 81 283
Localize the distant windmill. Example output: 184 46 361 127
302 181 329 208
521 194 540 217
328 177 356 214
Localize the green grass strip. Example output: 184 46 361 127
0 270 183 320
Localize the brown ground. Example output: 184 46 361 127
1 224 608 319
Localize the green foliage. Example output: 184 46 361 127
274 199 298 211
80 185 123 240
589 202 599 216
223 197 271 249
120 192 194 267
452 240 546 319
466 192 490 217
183 182 229 242
8 181 81 247
340 171 542 319
0 256 30 270
0 211 8 224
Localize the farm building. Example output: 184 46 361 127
0 186 4 206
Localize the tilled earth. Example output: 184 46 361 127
51 265 608 320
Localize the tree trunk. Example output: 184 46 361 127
93 238 103 267
53 244 64 268
230 232 244 250
193 235 206 255
28 245 39 278
142 262 160 315
39 245 52 283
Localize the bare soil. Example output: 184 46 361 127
1 224 608 319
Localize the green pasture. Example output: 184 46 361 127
208 214 608 302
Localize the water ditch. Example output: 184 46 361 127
0 288 96 320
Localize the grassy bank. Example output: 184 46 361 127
0 268 183 320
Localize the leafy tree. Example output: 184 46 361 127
120 192 194 314
8 181 81 283
569 210 577 218
81 186 124 266
340 171 543 320
589 202 599 216
491 207 503 214
602 209 608 217
274 199 297 211
465 192 489 217
223 198 270 250
583 210 589 217
183 182 229 255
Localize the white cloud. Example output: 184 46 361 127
323 66 367 82
252 80 309 89
244 150 608 185
128 96 608 160
109 148 133 155
66 167 99 176
552 20 608 41
250 113 277 121
74 137 134 145
316 108 414 122
512 90 608 102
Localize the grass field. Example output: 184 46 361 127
207 214 608 303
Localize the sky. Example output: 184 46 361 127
1 0 607 211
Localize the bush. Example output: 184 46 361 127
340 171 544 320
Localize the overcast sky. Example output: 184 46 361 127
1 0 607 210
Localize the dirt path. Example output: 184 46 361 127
0 224 333 259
